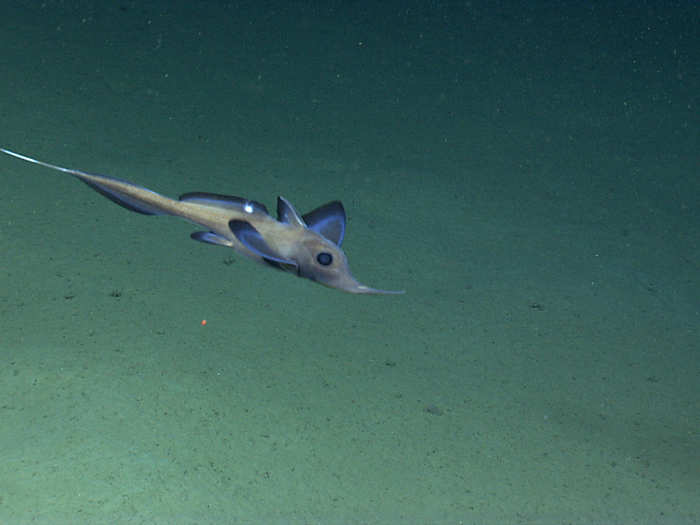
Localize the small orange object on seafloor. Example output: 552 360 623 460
201 319 207 326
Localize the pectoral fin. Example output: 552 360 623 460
190 231 235 247
228 220 296 267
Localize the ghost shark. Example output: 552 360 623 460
1 148 403 295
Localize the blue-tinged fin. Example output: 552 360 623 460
180 192 269 216
303 201 346 247
190 231 235 247
78 178 166 215
276 196 306 228
1 148 167 215
228 219 296 267
276 196 346 247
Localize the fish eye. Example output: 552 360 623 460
316 252 333 266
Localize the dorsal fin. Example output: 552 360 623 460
276 196 306 228
179 192 268 215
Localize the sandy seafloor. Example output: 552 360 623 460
0 2 698 524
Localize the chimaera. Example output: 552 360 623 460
1 148 403 294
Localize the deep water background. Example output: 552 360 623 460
1 1 698 523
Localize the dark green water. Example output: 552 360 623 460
1 1 698 523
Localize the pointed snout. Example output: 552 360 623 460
352 284 406 295
330 272 405 295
